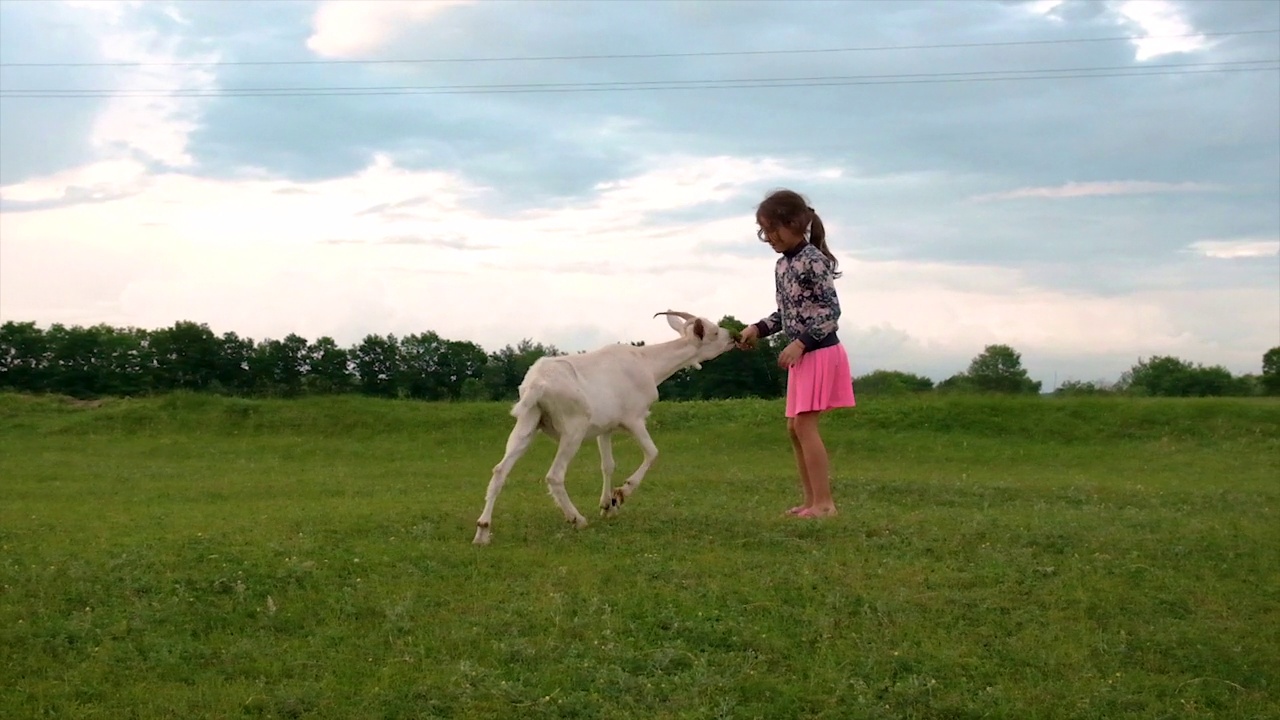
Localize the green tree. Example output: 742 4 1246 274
83 324 150 398
27 323 156 398
150 321 223 392
94 326 152 397
935 373 975 394
1263 347 1280 396
250 333 310 397
214 331 255 394
116 327 159 396
964 344 1041 394
1232 373 1263 397
1188 364 1247 397
1119 355 1246 397
1119 356 1192 396
0 321 49 393
353 333 403 398
437 340 489 400
854 369 934 396
307 336 353 394
483 339 563 401
399 332 448 400
44 323 103 399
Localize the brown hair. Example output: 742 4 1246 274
755 188 840 277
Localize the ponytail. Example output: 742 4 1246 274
806 206 841 278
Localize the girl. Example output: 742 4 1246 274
736 189 856 518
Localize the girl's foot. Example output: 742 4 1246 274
785 505 807 516
795 506 838 519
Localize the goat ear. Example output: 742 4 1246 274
692 318 705 339
665 313 686 334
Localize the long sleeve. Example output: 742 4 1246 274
751 244 842 350
793 251 840 351
754 310 782 338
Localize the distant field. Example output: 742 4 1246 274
1 392 1277 719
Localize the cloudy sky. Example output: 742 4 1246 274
1 0 1277 388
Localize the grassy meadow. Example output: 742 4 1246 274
1 391 1278 719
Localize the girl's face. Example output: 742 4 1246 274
757 214 804 254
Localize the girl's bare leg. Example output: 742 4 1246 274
787 417 815 511
791 411 836 515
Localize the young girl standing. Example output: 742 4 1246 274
736 189 856 518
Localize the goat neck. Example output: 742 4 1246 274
635 336 703 385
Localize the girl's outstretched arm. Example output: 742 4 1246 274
754 310 783 338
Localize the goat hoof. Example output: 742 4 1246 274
568 515 588 529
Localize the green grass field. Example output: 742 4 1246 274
1 392 1277 719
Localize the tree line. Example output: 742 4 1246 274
859 348 1279 398
0 318 788 402
1 319 1276 401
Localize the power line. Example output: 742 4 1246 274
2 60 1275 98
1 28 1276 68
5 67 1274 99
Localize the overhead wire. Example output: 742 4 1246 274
1 28 1276 67
1 27 1275 100
2 61 1276 99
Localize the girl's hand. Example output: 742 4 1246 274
736 324 759 350
777 340 805 368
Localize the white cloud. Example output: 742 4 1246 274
1022 0 1067 22
837 261 1183 356
1188 239 1280 259
1021 0 1212 61
0 159 150 204
1109 0 1209 61
970 180 1221 202
592 155 792 212
306 0 475 58
62 0 219 168
509 154 839 242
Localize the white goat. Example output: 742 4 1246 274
472 310 739 545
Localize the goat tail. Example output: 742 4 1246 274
510 378 546 419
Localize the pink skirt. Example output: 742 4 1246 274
786 344 856 417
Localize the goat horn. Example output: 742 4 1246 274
653 310 695 321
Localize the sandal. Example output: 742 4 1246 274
785 506 806 515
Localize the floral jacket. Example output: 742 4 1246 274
752 241 841 352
